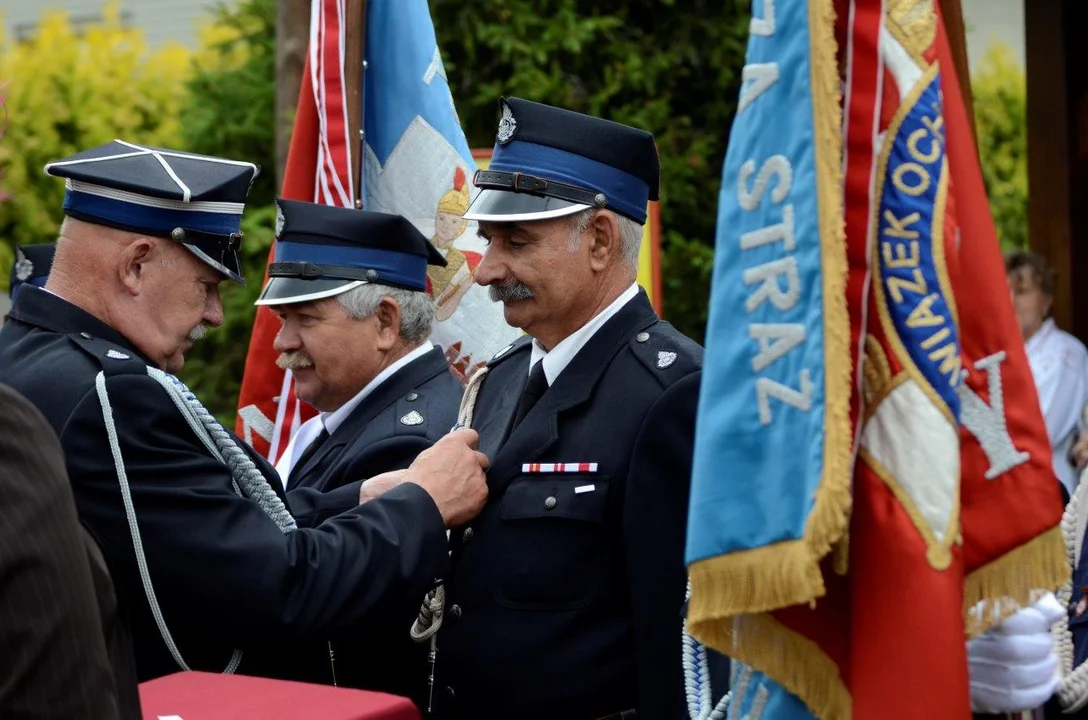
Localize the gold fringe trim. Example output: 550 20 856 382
805 0 854 568
689 541 826 620
689 5 852 717
963 525 1069 638
690 612 852 720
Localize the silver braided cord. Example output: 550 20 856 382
148 367 297 533
1055 464 1088 712
96 372 242 674
95 368 298 676
683 581 731 720
411 365 491 644
410 365 490 713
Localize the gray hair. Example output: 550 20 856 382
336 282 435 344
568 208 643 272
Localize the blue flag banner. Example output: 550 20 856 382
684 0 851 712
363 0 520 375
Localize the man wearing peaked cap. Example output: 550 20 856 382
0 140 488 686
430 98 727 719
256 199 464 700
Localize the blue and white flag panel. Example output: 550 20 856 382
363 0 519 370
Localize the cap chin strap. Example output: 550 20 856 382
474 169 610 210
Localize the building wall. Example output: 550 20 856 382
0 0 223 48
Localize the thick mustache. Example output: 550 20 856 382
488 279 535 303
276 351 315 371
187 324 208 342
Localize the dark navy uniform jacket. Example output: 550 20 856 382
284 344 461 703
434 290 723 720
0 287 449 684
286 346 461 494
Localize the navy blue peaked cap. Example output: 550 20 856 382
255 199 447 306
44 140 260 284
9 243 56 301
464 97 660 225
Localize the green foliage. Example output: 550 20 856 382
0 3 191 286
971 42 1028 251
175 0 277 421
181 0 278 207
431 0 751 341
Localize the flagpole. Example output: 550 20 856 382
344 0 367 208
937 0 977 140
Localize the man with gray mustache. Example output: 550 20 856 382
0 141 488 687
253 198 465 702
431 98 717 720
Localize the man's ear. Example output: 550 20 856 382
118 237 158 296
588 211 622 272
373 296 403 350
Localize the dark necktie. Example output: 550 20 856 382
294 426 330 472
512 360 549 430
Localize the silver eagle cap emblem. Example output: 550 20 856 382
496 103 517 145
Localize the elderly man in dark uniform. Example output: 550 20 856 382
256 199 463 701
0 141 488 686
260 199 462 493
425 98 720 720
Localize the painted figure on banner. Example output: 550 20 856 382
427 167 483 322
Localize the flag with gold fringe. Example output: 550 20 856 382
686 0 1068 717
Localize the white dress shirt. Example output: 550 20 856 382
528 283 640 384
275 341 435 481
1025 319 1088 496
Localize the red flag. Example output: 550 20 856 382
235 0 353 459
692 2 1067 717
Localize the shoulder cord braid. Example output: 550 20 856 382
95 369 297 676
1055 466 1088 712
410 366 490 709
684 581 731 719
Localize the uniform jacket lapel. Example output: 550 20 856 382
288 347 452 487
485 291 659 498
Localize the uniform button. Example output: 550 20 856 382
636 331 650 343
462 526 474 543
445 685 456 700
406 392 419 402
80 332 93 339
544 496 557 510
448 604 462 620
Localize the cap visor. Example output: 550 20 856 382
184 244 245 286
255 278 365 306
462 189 590 223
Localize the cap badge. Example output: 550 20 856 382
275 203 285 238
497 103 517 145
13 248 33 282
657 350 677 369
400 410 425 426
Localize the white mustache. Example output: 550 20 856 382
276 351 315 371
187 325 208 342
